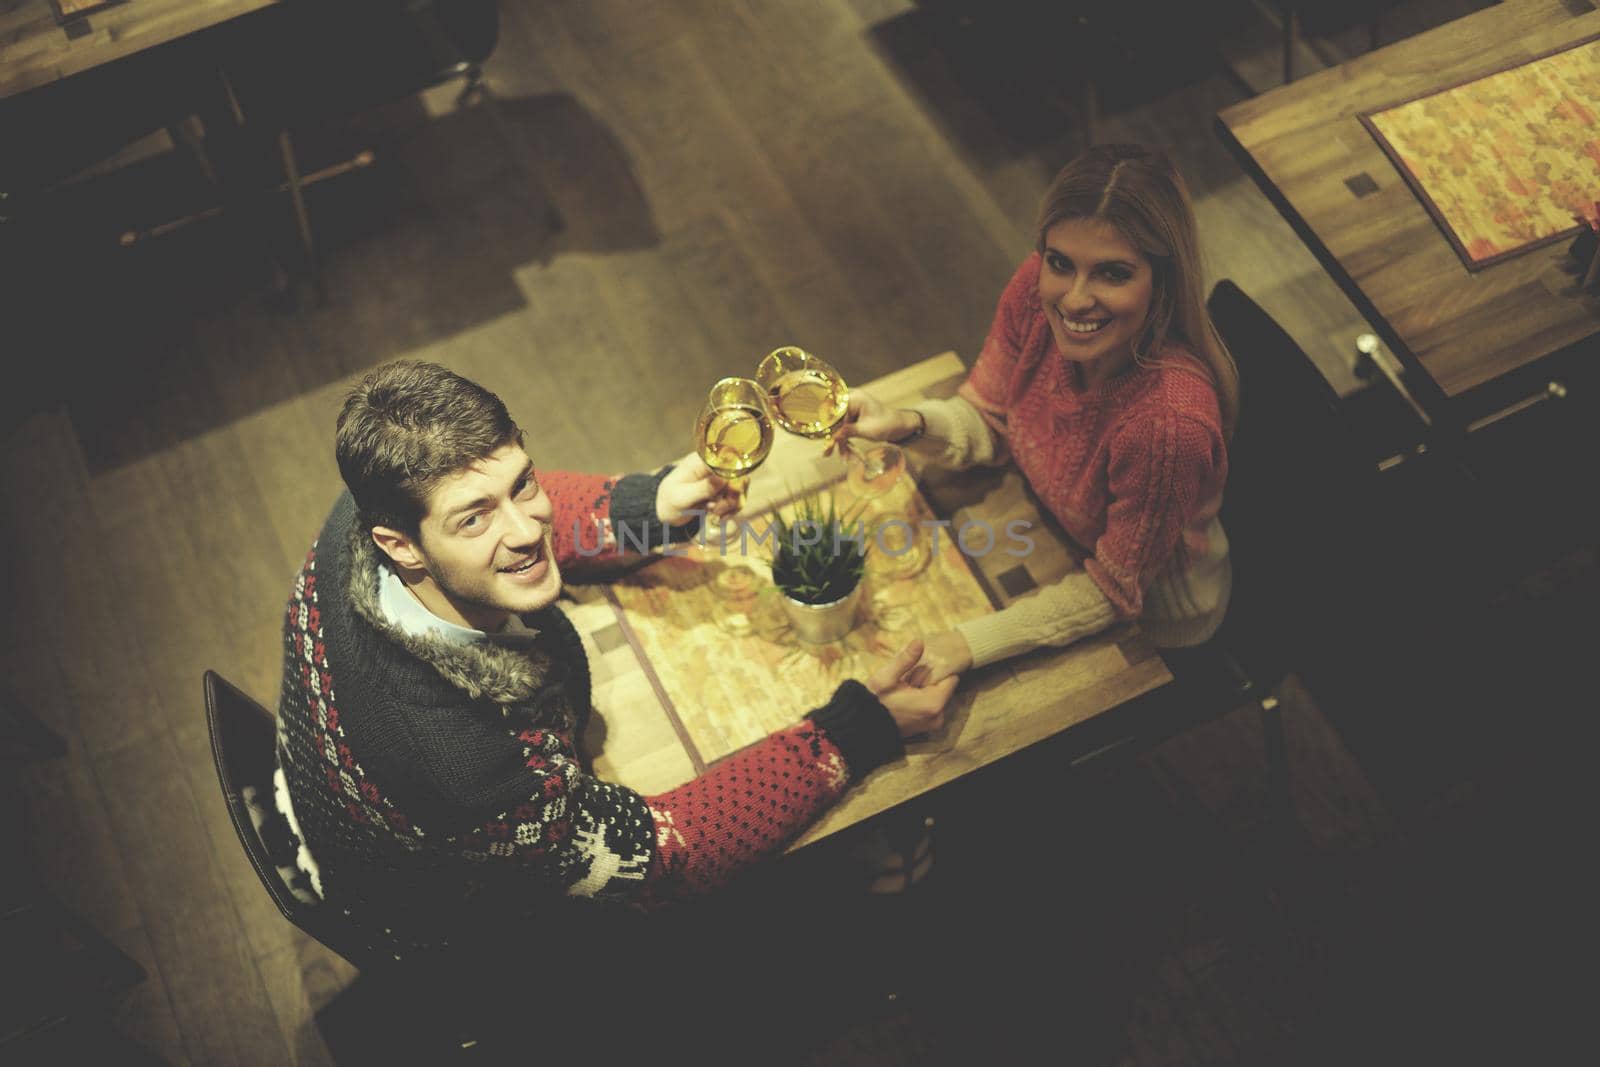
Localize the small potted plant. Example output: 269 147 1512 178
767 491 868 643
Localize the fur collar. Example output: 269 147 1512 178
345 520 549 706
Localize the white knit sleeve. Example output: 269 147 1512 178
955 571 1119 669
906 395 1003 470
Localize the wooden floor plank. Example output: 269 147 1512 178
255 939 356 1067
172 717 300 963
1 410 167 756
107 923 196 1067
18 732 145 943
95 732 294 1066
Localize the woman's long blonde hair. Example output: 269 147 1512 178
1036 144 1239 440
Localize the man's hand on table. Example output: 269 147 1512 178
867 639 957 738
904 629 973 689
657 455 740 526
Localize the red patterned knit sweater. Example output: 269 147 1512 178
937 253 1230 651
276 468 901 956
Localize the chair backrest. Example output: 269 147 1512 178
203 670 377 971
1206 280 1377 667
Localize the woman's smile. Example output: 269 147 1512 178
1058 314 1111 335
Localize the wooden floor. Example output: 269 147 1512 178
4 0 1590 1063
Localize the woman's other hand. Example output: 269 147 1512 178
904 630 973 688
866 639 958 738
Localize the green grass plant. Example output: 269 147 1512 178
766 490 869 605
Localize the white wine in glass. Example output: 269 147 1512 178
756 346 849 440
695 377 774 502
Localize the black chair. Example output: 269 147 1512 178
1135 280 1395 831
215 0 553 306
206 671 650 1056
204 671 500 1056
202 671 391 972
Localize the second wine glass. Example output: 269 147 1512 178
755 346 849 440
757 346 893 489
695 376 774 506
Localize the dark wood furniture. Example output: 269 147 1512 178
0 0 273 101
1216 0 1600 430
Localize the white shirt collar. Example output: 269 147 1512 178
377 565 538 647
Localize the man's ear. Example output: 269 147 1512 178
371 525 427 572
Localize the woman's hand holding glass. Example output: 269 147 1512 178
831 388 921 450
750 346 932 589
756 345 920 507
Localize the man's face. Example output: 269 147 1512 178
378 443 561 631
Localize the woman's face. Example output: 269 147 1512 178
1038 218 1154 384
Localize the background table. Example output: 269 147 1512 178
563 352 1173 850
1216 0 1600 427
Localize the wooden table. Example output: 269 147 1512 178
1216 0 1600 427
0 0 273 100
563 353 1174 850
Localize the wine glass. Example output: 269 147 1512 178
846 440 906 498
846 442 928 581
695 376 774 509
755 346 849 441
756 346 899 491
709 561 765 636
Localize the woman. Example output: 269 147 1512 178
843 143 1238 684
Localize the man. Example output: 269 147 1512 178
274 360 955 963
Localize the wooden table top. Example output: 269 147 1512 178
566 352 1174 850
1216 0 1600 421
0 0 273 100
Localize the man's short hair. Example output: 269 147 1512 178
335 360 522 536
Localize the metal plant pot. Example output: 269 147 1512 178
780 584 863 644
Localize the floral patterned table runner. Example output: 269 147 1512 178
1360 34 1600 269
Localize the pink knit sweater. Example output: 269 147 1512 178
942 253 1230 651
